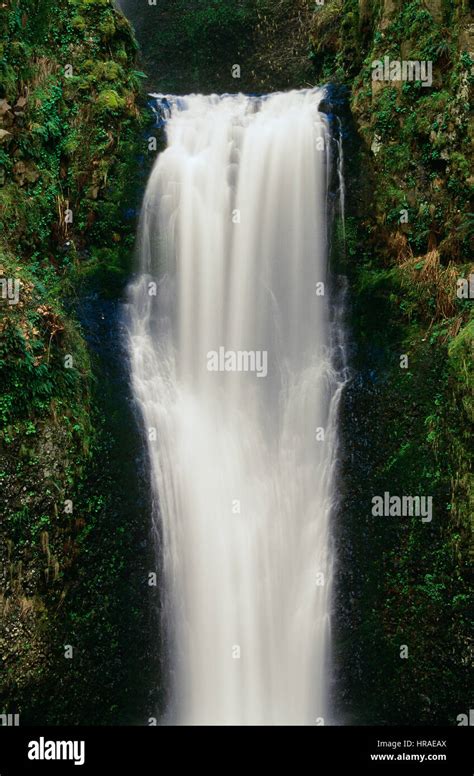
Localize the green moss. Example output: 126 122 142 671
95 89 125 112
71 15 86 30
0 0 150 722
72 0 110 6
98 16 116 40
92 60 123 82
448 318 474 397
311 0 473 724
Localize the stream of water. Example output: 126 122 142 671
126 89 346 724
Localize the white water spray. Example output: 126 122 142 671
127 89 346 725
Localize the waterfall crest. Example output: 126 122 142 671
127 89 345 725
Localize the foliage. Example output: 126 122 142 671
323 0 473 724
0 0 151 722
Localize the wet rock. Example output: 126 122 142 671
0 100 14 127
424 0 444 24
14 96 27 112
0 129 12 145
381 0 400 30
458 23 474 56
12 160 40 186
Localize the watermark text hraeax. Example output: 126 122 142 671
372 492 433 522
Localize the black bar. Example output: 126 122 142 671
0 726 471 773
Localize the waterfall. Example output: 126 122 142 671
126 89 346 725
336 116 346 248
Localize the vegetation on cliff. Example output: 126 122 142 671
118 0 316 93
0 0 471 725
308 0 472 724
0 0 153 723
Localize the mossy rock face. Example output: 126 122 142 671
73 0 110 6
96 88 126 112
306 0 473 725
98 17 116 40
424 0 445 23
72 14 86 30
96 61 123 81
0 128 13 144
0 0 152 722
448 318 474 399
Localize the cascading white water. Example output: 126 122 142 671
126 89 346 725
